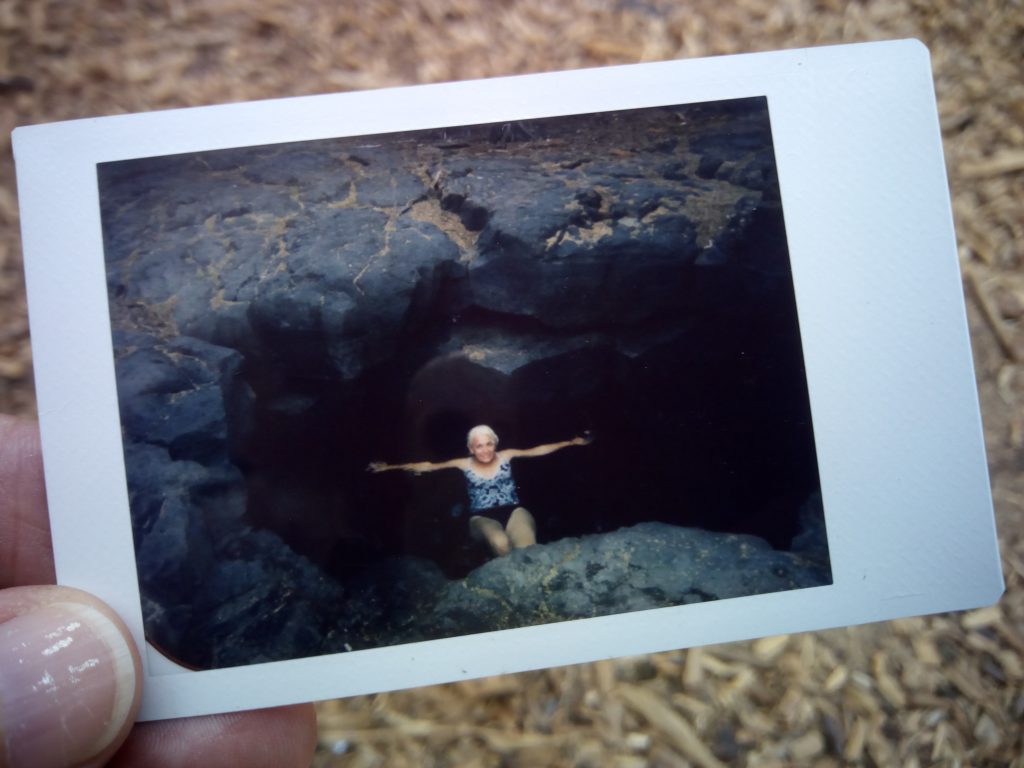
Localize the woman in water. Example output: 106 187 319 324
368 425 592 557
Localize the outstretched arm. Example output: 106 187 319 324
367 458 468 475
501 433 593 460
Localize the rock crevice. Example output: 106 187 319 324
98 97 827 669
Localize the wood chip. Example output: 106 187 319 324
911 636 943 666
624 731 652 752
617 683 727 768
683 647 704 688
872 652 907 709
843 718 868 762
787 730 825 761
823 665 848 692
669 692 714 719
974 713 1003 749
960 149 1024 178
752 634 790 661
961 605 1003 629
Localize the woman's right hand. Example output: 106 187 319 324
367 461 387 472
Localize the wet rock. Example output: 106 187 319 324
433 522 826 630
340 519 831 648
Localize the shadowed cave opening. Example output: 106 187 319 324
232 205 820 582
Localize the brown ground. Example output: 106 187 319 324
1 1 1021 765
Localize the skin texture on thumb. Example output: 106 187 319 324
0 415 318 766
0 585 143 768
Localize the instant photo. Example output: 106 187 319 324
17 41 1002 719
98 97 829 671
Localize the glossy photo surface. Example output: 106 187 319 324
98 97 829 670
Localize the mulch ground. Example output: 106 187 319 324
1 1 1021 765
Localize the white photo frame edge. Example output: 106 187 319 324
13 38 1004 720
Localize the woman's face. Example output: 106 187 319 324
470 434 497 464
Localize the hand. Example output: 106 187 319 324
573 432 594 446
0 415 317 768
367 461 388 473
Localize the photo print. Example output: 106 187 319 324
98 95 831 671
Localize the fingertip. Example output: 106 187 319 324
0 586 142 768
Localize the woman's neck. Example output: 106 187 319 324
470 457 501 474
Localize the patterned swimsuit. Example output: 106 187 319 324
464 460 520 514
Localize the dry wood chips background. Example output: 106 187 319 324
0 1 1021 765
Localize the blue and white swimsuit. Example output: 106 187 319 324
464 460 520 515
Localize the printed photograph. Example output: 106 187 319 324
98 96 830 671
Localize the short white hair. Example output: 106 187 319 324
467 424 499 449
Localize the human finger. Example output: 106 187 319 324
0 415 55 587
106 703 318 768
0 585 141 768
0 416 317 766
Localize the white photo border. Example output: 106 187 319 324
14 39 1002 720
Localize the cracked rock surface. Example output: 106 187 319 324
98 97 826 668
379 514 830 649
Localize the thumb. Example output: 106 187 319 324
0 586 142 768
